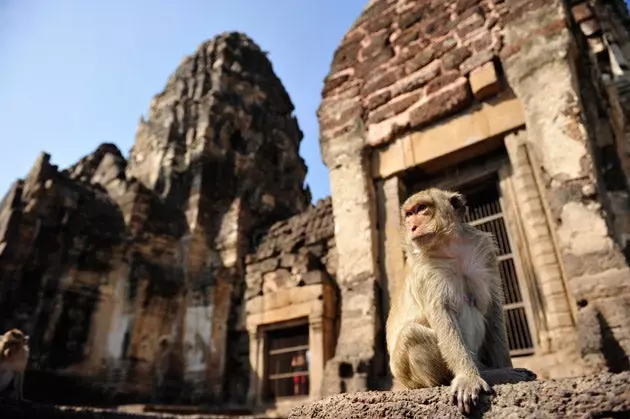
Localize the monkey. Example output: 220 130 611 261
0 328 29 403
386 188 536 414
152 334 172 403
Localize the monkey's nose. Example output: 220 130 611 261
411 226 417 232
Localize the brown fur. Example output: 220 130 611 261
386 188 535 414
0 328 29 402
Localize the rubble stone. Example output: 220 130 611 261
290 371 630 419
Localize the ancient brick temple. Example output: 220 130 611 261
2 0 630 416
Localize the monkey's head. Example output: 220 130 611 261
1 328 29 358
400 188 467 250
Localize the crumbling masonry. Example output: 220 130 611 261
2 0 630 416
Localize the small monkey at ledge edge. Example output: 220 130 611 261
0 328 30 402
386 188 536 415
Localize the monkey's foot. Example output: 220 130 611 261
449 374 492 415
481 367 537 386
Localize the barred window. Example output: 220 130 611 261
264 323 310 400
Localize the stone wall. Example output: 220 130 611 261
242 198 337 410
317 0 630 393
0 31 311 406
244 197 336 300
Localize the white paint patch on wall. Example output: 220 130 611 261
183 303 214 373
106 275 132 359
557 201 614 255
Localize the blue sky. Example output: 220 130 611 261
0 1 367 204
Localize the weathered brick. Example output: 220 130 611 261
394 23 423 47
472 32 493 51
455 5 484 26
353 0 395 29
443 47 472 70
397 39 430 64
362 31 390 59
362 67 402 96
460 50 494 74
456 0 480 14
395 61 441 96
404 46 435 74
424 12 454 37
426 70 461 95
364 90 392 112
330 41 361 73
366 11 395 33
355 47 395 78
434 37 458 58
486 14 498 29
409 78 472 129
398 4 427 29
322 73 350 97
457 13 485 38
368 92 423 124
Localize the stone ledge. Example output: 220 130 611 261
289 371 630 418
0 403 266 419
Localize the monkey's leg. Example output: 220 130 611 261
390 322 452 389
9 372 22 402
480 367 537 386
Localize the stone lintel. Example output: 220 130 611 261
372 94 525 179
246 283 325 318
245 283 332 330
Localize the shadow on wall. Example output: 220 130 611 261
597 312 630 373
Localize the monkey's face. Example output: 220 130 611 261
5 329 28 345
401 189 467 248
1 329 28 358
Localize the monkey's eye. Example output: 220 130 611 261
405 211 413 217
416 204 427 212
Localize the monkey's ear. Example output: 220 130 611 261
450 193 467 218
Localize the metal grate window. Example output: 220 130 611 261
462 180 535 356
265 323 310 400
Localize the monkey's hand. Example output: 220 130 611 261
450 373 492 415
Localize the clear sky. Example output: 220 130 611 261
0 0 367 204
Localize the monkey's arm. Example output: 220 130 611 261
427 303 480 378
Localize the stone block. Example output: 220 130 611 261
364 90 391 112
425 70 461 95
367 92 423 125
362 67 403 97
408 77 472 129
469 61 501 100
393 60 441 96
262 268 292 294
442 47 472 71
301 270 326 286
372 95 526 178
290 372 630 418
403 47 434 74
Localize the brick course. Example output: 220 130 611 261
319 0 509 146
